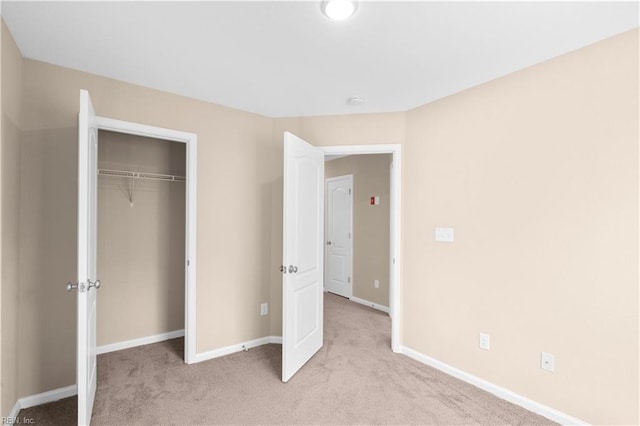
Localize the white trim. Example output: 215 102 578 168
5 384 79 424
400 346 589 426
6 401 21 424
270 336 283 344
193 336 282 364
350 296 390 313
94 115 197 365
320 144 401 353
18 385 78 410
96 330 185 355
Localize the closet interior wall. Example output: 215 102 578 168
97 130 186 347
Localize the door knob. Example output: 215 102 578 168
66 281 87 292
88 279 101 290
288 265 298 273
326 241 332 245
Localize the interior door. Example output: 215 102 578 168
282 131 324 383
325 176 353 298
77 89 99 425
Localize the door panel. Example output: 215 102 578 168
77 89 99 425
282 132 324 383
326 176 353 298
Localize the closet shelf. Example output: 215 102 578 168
98 168 185 183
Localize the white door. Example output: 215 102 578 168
325 176 353 298
282 131 324 383
77 89 100 425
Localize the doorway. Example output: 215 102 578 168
96 131 186 356
280 134 401 384
321 145 401 353
324 154 392 312
93 115 198 363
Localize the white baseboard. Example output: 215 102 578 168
400 346 588 426
4 383 78 421
350 296 390 313
193 336 282 364
4 384 78 424
270 336 283 344
6 400 21 424
97 329 185 355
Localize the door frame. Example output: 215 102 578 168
319 144 401 353
94 116 198 364
324 174 353 298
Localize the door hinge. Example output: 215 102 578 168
348 232 351 239
349 188 352 195
348 277 351 283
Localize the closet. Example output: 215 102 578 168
96 130 186 351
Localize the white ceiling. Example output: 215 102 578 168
2 1 638 118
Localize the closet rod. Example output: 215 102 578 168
98 168 186 183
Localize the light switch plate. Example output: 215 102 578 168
435 227 454 242
260 303 268 316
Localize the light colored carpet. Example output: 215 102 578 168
19 293 555 425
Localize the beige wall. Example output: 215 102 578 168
17 58 273 398
1 20 22 417
403 29 639 424
96 131 185 346
325 155 391 307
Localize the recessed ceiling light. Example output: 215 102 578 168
321 0 358 21
347 96 365 105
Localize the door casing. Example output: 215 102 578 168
320 145 402 353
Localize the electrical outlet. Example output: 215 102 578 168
374 279 380 289
260 303 268 316
435 227 454 243
479 333 490 350
541 352 555 372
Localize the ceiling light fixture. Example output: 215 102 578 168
321 0 358 21
347 96 365 105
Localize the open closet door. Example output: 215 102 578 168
77 89 100 425
282 132 324 382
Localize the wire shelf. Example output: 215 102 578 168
98 168 185 183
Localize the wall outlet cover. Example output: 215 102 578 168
541 352 555 372
479 332 490 350
435 227 454 243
